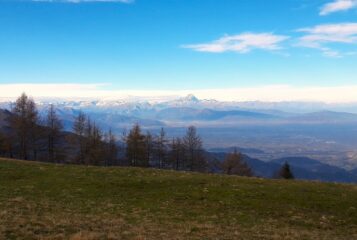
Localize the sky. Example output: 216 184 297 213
0 0 357 102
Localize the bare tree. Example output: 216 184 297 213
126 124 147 167
222 149 253 177
46 104 64 163
104 129 118 166
72 113 106 165
183 126 206 172
120 129 128 165
0 133 14 158
72 111 86 164
87 121 104 166
10 93 39 160
27 99 41 160
145 131 154 166
83 116 93 164
155 128 167 168
0 132 5 156
169 137 184 170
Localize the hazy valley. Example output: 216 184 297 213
2 94 357 179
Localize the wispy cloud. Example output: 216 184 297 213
297 23 357 57
31 0 133 3
320 0 357 16
182 33 289 54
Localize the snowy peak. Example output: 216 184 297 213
167 94 200 106
182 94 199 102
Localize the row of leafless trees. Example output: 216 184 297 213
0 93 256 176
71 110 208 171
0 93 65 162
123 124 207 171
71 111 118 166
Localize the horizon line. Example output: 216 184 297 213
2 83 357 103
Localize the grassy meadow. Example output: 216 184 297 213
0 158 356 239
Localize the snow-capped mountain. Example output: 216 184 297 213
3 94 357 132
4 94 357 170
4 94 357 114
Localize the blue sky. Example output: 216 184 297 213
1 0 357 101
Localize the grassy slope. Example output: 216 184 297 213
0 158 356 240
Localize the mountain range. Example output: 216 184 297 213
3 94 357 129
2 94 357 171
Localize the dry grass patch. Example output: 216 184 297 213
1 158 357 239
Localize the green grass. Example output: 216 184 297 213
0 158 356 240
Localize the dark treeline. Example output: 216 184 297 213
0 93 66 162
0 93 208 172
123 124 207 171
0 93 293 178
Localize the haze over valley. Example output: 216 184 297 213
2 94 357 171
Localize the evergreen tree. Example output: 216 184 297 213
278 162 295 179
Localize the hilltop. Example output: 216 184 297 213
0 158 356 239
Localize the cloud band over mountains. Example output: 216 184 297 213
2 84 357 103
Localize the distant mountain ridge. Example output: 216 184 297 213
3 95 357 129
3 94 357 113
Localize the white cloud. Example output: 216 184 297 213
320 0 357 16
2 84 357 103
298 23 357 38
0 84 107 99
32 0 133 3
182 33 289 54
191 85 357 103
297 23 357 57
